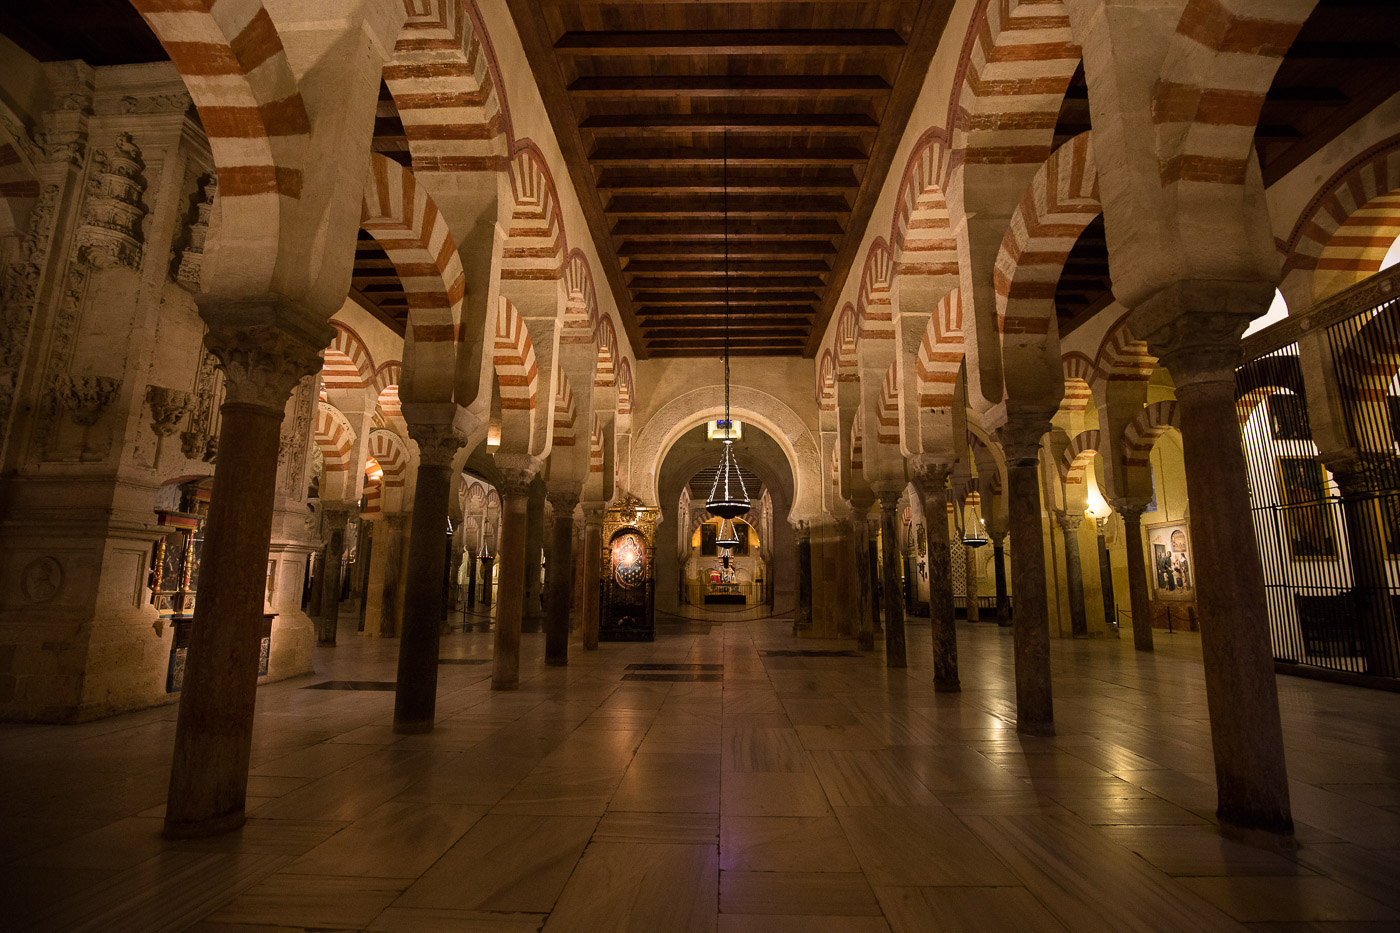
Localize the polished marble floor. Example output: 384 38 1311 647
3 617 1400 932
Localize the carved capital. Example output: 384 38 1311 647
583 503 607 526
385 513 408 533
994 416 1051 467
408 422 466 468
1054 510 1085 533
547 481 582 515
1109 498 1150 523
146 385 190 437
1137 310 1248 389
910 456 951 495
204 323 325 412
51 373 118 426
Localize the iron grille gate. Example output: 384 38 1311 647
1237 276 1400 684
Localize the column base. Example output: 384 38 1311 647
392 719 434 736
1218 815 1298 846
491 678 519 691
162 809 247 839
857 635 874 651
1017 720 1055 737
934 680 961 693
545 658 568 667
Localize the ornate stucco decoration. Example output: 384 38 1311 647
180 345 223 462
175 176 216 292
146 385 191 437
75 132 148 271
52 373 118 426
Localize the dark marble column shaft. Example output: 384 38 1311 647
545 486 580 665
1115 507 1153 650
582 507 603 650
795 523 813 633
1002 438 1054 737
878 494 906 668
1057 511 1089 637
492 469 535 689
991 534 1011 627
393 424 465 734
316 505 352 646
852 512 875 651
917 464 958 691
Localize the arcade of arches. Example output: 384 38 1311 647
2 0 1400 929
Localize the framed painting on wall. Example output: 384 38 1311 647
1275 456 1339 560
1146 521 1195 602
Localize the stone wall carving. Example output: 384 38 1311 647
181 344 223 462
146 385 191 437
50 373 118 426
74 132 147 271
279 375 315 498
0 183 60 440
174 176 215 292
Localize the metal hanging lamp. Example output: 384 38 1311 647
706 130 752 521
715 517 741 549
956 490 989 549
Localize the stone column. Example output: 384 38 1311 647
794 522 812 633
877 492 906 668
163 320 325 839
1094 519 1118 637
999 421 1055 737
545 484 581 666
991 531 1011 627
835 519 857 638
479 555 494 607
916 463 958 691
523 486 546 626
364 512 405 638
392 423 465 734
1056 511 1089 638
465 548 478 608
316 504 353 646
307 547 326 620
1145 310 1291 833
851 510 875 651
964 542 981 624
582 506 604 650
1332 465 1400 678
492 464 538 689
1112 505 1152 651
867 519 882 634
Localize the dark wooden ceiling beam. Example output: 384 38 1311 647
633 291 820 304
623 259 831 274
635 303 817 316
554 29 907 55
618 239 837 258
641 318 814 329
594 168 860 191
650 347 804 357
612 219 843 237
580 113 879 132
590 146 868 166
628 275 827 289
568 74 891 97
603 195 851 216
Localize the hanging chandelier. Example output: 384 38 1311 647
715 518 741 549
707 130 752 521
956 490 989 549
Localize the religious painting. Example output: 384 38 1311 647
1267 393 1310 441
1146 521 1195 602
611 531 647 589
700 523 717 556
730 523 750 557
1275 456 1339 560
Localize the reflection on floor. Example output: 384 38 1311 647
3 620 1399 932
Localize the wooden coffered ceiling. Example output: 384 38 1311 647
509 0 954 358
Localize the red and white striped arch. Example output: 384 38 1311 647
835 304 860 379
501 143 565 284
1060 352 1095 412
851 414 864 473
314 402 356 475
857 241 896 342
916 288 964 409
817 351 837 412
589 414 604 474
361 153 465 401
1058 429 1101 486
594 315 618 387
562 250 598 347
1095 314 1156 384
1153 0 1310 189
494 297 538 411
131 0 309 251
382 0 510 173
1122 401 1180 469
876 363 901 446
1281 135 1400 308
952 0 1082 168
890 128 957 280
553 369 577 447
367 428 410 488
0 125 38 238
323 322 375 393
616 356 634 416
996 132 1101 338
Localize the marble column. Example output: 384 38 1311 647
1094 520 1118 637
163 320 325 839
867 519 881 634
492 464 538 689
307 547 326 620
582 506 604 650
794 522 812 633
964 541 981 624
316 503 353 646
392 424 466 734
877 492 906 668
465 548 478 609
1147 311 1291 833
523 487 546 626
545 485 580 666
835 519 857 638
999 422 1055 737
1112 505 1152 650
916 462 958 691
1332 465 1400 678
1056 511 1089 638
851 509 875 651
365 512 405 638
991 531 1012 627
479 555 494 607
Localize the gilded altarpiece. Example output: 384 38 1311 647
600 494 657 642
